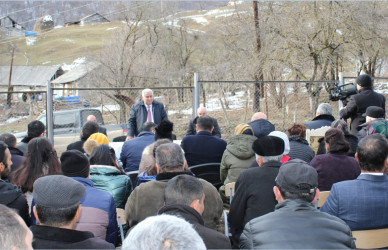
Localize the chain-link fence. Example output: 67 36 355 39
1 75 387 154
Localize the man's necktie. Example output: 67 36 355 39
147 105 152 122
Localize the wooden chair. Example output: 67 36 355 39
189 163 222 190
225 182 236 204
352 228 388 249
315 191 330 209
305 126 331 153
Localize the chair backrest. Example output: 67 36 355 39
189 163 222 190
126 170 139 189
306 126 331 153
352 228 388 249
315 191 330 209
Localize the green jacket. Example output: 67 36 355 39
219 134 256 196
89 165 132 209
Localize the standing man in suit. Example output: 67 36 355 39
186 107 221 138
126 89 168 140
339 74 385 135
181 115 227 166
87 115 107 136
321 134 388 230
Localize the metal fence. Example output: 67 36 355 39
0 73 387 153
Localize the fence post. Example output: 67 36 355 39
338 72 344 112
46 80 54 145
193 73 200 118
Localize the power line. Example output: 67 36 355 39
3 2 51 17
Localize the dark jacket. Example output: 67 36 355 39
0 180 30 226
186 116 221 138
287 135 315 163
317 133 358 157
30 225 114 249
120 131 155 172
99 126 107 136
228 161 282 248
127 100 168 137
158 204 231 249
340 87 386 135
17 136 35 156
89 165 132 209
66 138 86 153
125 171 223 230
247 119 275 137
240 199 355 249
31 177 118 245
305 114 335 129
310 152 360 191
181 131 227 167
8 147 25 175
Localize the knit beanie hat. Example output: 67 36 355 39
155 120 174 141
234 123 252 135
356 74 372 88
83 139 99 156
88 133 109 145
60 150 90 178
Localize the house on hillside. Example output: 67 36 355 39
0 16 26 37
65 13 110 27
51 62 100 97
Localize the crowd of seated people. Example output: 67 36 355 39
1 87 388 250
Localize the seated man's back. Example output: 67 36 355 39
321 134 388 230
181 115 226 166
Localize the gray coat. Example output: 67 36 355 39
240 199 355 249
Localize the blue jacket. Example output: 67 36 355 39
120 131 155 172
127 100 168 137
31 177 118 246
321 174 388 230
181 131 227 166
305 114 335 130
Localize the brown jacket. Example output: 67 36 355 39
124 171 223 230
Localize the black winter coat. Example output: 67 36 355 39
30 225 114 249
316 133 358 157
158 204 231 249
186 116 221 138
288 135 315 163
340 87 385 135
228 161 282 248
305 114 335 130
0 180 30 226
240 199 355 249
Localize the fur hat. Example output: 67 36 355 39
155 120 174 141
60 150 90 178
88 133 109 145
252 136 284 156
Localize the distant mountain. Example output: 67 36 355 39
0 1 228 30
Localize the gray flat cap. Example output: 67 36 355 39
33 175 85 208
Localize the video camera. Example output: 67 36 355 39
328 83 358 106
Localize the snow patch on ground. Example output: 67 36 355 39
64 38 75 43
107 27 118 31
61 57 86 71
26 36 37 46
42 61 51 65
0 116 28 125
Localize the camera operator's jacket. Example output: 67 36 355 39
340 87 385 135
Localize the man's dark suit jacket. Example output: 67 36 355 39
180 131 226 167
186 117 221 138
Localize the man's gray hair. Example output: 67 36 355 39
142 88 153 97
122 214 206 250
316 103 333 115
165 175 204 207
155 143 184 172
256 154 283 163
0 205 30 250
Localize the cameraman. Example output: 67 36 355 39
339 74 385 135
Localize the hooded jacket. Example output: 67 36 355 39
219 134 256 204
0 180 30 226
158 204 231 249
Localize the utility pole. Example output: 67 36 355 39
252 1 263 112
7 47 14 108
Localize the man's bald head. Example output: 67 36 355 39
87 115 97 123
251 112 267 121
197 107 207 117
